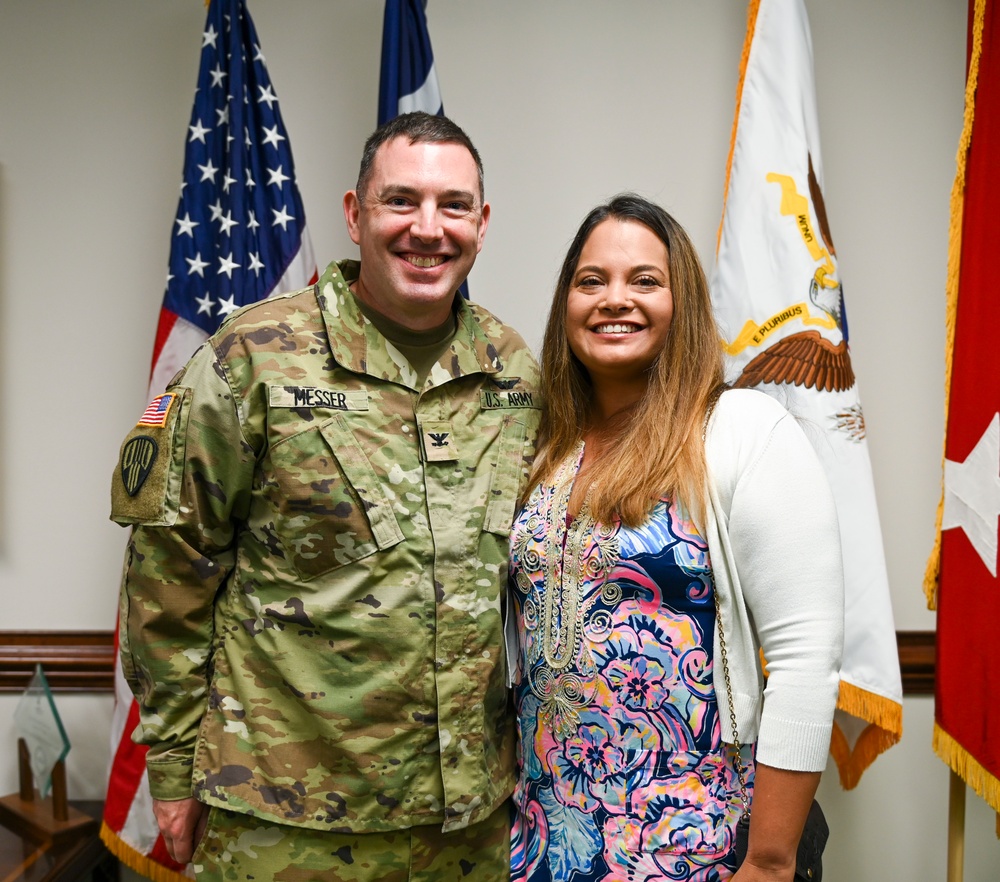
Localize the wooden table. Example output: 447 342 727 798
0 801 117 882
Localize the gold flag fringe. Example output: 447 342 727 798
829 681 903 789
715 0 761 256
933 723 1000 821
923 0 987 610
838 680 903 732
100 822 191 882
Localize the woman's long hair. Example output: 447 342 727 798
530 193 725 528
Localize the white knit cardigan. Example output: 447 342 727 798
704 389 845 773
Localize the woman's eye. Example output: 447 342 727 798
635 276 659 288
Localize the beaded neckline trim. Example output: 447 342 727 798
514 442 621 738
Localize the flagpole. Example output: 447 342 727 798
947 770 965 882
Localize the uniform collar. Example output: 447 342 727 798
317 259 503 390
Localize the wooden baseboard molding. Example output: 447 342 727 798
0 629 936 696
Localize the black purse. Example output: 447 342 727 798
713 579 830 881
733 798 829 881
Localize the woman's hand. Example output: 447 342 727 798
731 859 796 882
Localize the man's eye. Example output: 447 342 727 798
444 201 470 212
387 197 410 207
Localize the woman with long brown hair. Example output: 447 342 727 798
509 194 843 882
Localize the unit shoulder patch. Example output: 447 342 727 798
111 387 191 526
120 436 158 496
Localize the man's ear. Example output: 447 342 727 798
476 202 491 253
343 190 362 246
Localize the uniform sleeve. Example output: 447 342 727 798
111 342 254 800
726 409 845 772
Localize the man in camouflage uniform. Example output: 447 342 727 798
112 113 540 880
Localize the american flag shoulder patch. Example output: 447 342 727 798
138 393 177 427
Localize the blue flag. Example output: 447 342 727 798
378 0 443 124
378 0 468 298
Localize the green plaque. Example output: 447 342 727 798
12 665 70 799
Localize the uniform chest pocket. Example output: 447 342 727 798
482 415 528 536
266 414 404 581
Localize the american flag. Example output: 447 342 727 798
147 0 317 394
102 2 316 878
137 393 176 428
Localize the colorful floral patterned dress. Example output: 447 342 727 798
510 446 753 882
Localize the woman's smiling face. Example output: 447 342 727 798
565 218 674 395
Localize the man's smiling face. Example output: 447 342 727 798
343 136 490 331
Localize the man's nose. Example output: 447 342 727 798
410 204 443 241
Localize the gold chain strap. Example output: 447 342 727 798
712 574 751 818
702 386 751 818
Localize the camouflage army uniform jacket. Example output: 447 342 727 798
112 260 541 834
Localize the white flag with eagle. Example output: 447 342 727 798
709 0 902 788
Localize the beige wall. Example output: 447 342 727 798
2 0 996 878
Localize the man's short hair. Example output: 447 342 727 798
355 111 485 205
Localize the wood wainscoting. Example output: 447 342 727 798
0 632 115 693
0 629 936 695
